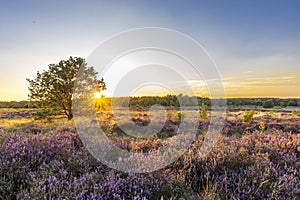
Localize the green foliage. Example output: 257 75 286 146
287 99 298 106
0 101 35 108
175 111 184 120
102 97 300 109
283 125 293 132
292 110 300 115
243 110 257 122
259 121 266 132
226 98 300 108
200 103 208 119
280 102 287 108
27 57 106 120
30 107 59 121
262 99 274 108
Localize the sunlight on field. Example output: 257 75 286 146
0 108 75 133
0 118 34 129
34 118 75 131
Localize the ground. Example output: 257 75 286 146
0 107 299 199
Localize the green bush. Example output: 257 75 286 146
243 110 257 122
259 121 266 132
292 110 300 115
199 103 208 119
175 112 184 120
283 125 293 132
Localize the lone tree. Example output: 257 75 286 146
27 57 106 120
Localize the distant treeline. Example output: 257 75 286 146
0 101 36 108
1 96 300 109
100 95 300 109
227 98 300 108
109 95 209 108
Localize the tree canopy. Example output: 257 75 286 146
27 57 106 120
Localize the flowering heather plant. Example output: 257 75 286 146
183 131 300 199
0 110 32 119
0 131 190 199
0 109 299 199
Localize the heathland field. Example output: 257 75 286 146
0 107 299 199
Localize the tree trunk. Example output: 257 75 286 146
67 113 73 120
67 95 73 120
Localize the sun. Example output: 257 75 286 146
94 92 101 98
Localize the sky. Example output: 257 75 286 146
0 0 300 100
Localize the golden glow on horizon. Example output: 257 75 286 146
222 75 300 98
99 75 300 98
1 75 300 101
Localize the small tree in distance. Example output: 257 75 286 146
27 57 106 120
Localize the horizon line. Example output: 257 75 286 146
1 96 300 102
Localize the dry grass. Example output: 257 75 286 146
0 118 34 129
0 108 74 133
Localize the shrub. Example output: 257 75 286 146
199 103 208 119
0 131 188 199
283 125 293 132
243 110 257 122
292 110 300 115
175 111 184 121
259 121 266 132
1 116 299 199
183 131 300 199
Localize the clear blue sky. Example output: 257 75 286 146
1 0 300 100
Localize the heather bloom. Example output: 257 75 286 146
1 113 299 199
